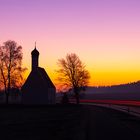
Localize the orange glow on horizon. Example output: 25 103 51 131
1 0 140 90
23 63 140 89
22 44 140 89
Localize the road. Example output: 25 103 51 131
85 105 140 140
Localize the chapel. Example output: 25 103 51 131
21 45 56 104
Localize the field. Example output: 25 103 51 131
0 104 140 140
0 104 87 140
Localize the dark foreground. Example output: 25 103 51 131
0 104 140 140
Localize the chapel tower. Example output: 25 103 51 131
31 44 39 70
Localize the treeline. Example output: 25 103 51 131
85 81 140 94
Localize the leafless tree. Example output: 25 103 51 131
57 53 90 104
0 40 26 104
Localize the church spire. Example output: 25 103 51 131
31 43 39 70
35 41 36 49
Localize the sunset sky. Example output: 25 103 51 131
0 0 140 87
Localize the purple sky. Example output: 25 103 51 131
0 0 140 86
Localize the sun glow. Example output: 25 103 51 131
1 0 140 88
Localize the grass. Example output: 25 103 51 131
0 104 87 140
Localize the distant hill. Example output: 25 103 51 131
81 81 140 100
85 81 140 94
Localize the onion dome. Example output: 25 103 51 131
31 47 39 56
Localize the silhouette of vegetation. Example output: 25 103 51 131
85 81 140 94
61 92 69 104
0 40 26 104
79 81 140 101
57 53 90 104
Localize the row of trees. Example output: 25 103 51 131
0 40 90 104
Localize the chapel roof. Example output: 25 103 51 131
22 67 55 90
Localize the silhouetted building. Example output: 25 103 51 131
21 46 56 104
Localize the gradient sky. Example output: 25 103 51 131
0 0 140 87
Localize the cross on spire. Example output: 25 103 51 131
35 41 36 49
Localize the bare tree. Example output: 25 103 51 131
0 47 7 93
0 40 26 104
57 53 90 104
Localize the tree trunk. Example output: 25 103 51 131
0 68 8 104
76 93 79 104
74 88 79 104
7 73 10 104
5 91 8 105
4 84 8 104
6 67 11 104
7 58 11 105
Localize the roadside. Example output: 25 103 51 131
85 105 140 140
